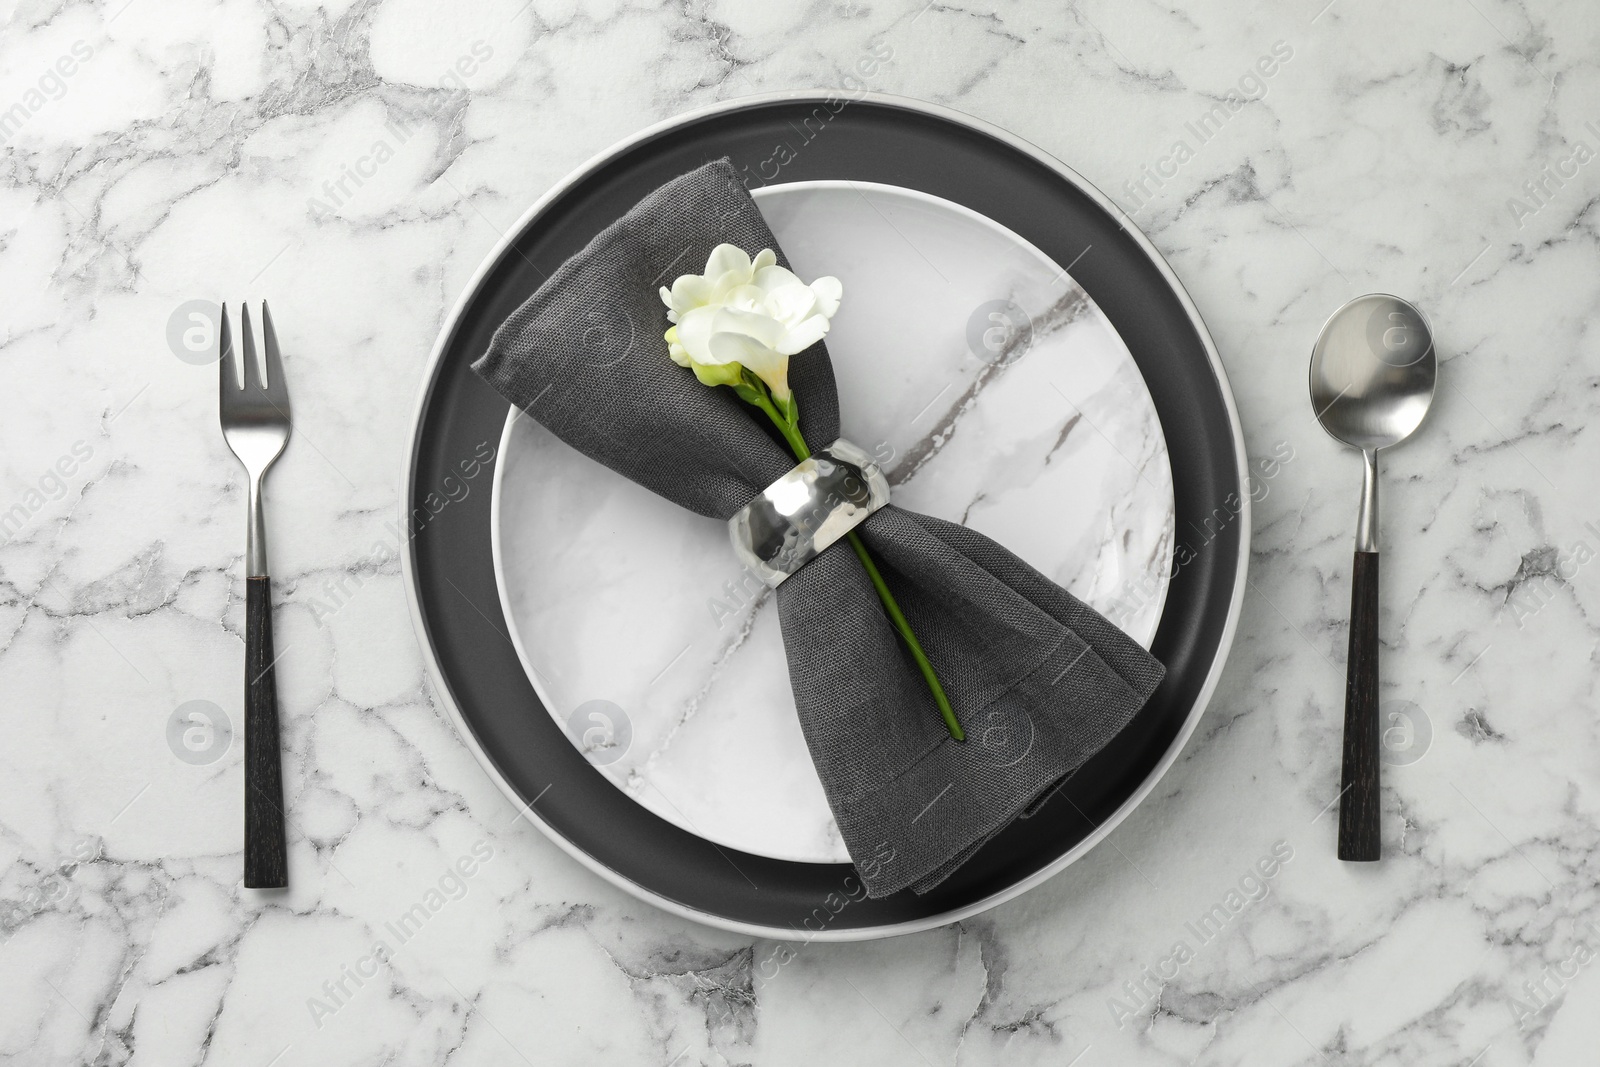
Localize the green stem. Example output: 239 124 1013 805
748 389 964 742
842 530 964 742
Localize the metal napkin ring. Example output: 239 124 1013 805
729 438 890 588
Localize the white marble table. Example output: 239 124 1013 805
3 2 1598 1064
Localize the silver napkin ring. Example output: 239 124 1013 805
729 438 890 588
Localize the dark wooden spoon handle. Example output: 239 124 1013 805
1338 550 1381 861
244 575 288 888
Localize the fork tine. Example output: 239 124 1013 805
240 303 261 392
260 301 288 404
218 303 236 393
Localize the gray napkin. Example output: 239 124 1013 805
473 159 1165 897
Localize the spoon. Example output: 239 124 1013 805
1309 294 1437 861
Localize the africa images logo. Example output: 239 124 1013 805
1107 840 1295 1028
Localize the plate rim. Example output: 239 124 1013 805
485 176 1178 864
401 90 1249 941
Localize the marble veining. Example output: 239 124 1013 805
3 0 1599 1064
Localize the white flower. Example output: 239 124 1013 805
659 243 842 402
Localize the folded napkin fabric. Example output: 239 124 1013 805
473 159 1165 897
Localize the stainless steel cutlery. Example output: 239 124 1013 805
1309 294 1437 861
218 302 292 888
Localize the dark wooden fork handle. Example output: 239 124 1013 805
1338 550 1381 861
245 575 288 888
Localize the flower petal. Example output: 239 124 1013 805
753 264 803 294
763 282 817 327
710 271 748 303
664 326 690 367
672 305 719 364
703 244 752 283
710 331 791 400
667 273 714 313
774 313 830 355
809 276 842 319
712 306 786 349
722 283 768 315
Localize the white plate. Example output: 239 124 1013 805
490 181 1174 864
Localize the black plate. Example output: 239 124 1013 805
403 93 1246 938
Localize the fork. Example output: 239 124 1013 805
218 302 291 889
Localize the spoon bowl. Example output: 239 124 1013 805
1310 293 1436 452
